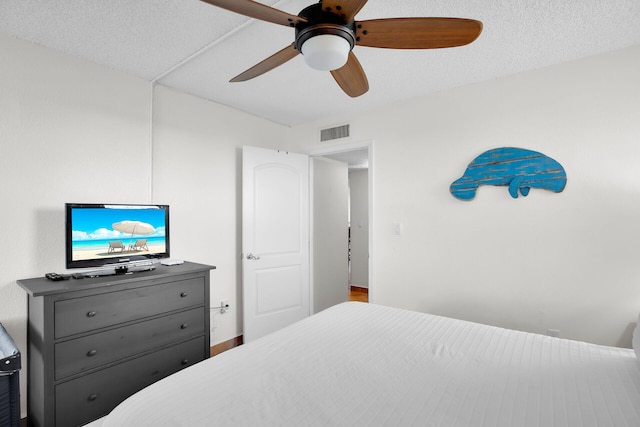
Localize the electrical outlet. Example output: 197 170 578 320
547 329 560 338
220 299 230 314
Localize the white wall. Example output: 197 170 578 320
293 45 640 348
349 170 369 288
0 32 289 416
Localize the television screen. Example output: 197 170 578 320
66 203 170 269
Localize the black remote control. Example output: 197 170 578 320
45 273 71 281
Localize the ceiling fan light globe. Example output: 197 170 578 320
301 34 350 71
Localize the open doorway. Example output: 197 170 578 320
347 167 368 302
311 142 373 304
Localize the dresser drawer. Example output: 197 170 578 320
55 336 205 427
54 277 205 338
55 307 205 380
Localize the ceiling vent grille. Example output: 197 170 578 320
320 124 350 142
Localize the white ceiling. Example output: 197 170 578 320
322 148 369 170
1 1 639 127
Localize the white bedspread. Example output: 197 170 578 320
102 302 640 426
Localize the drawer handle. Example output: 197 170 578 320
87 311 97 318
88 394 98 402
180 292 188 298
180 323 188 330
87 349 97 357
181 359 189 366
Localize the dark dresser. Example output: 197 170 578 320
17 261 215 427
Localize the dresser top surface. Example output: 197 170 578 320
17 261 215 296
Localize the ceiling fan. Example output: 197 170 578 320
200 0 483 97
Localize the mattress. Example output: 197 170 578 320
102 302 640 426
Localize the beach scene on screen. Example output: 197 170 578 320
71 207 167 261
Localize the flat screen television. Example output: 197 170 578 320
65 203 170 269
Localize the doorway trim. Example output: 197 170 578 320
309 140 375 303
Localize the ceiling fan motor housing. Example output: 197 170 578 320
294 3 356 53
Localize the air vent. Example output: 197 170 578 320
320 124 350 142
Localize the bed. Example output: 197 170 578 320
100 302 640 426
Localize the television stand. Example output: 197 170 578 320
83 268 117 277
127 264 156 273
83 261 157 277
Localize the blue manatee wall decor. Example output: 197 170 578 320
450 147 567 200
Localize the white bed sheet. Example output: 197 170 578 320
102 302 640 426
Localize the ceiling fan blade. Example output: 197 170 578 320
230 43 300 82
200 0 306 27
356 18 482 49
321 0 368 22
330 51 369 97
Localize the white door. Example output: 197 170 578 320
242 146 310 342
311 157 349 313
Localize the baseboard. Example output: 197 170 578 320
210 335 243 357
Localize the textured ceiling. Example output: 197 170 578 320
1 0 639 126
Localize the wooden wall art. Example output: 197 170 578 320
450 147 567 201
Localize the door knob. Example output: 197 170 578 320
246 253 260 260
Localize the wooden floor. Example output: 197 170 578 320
210 335 243 357
349 286 369 303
